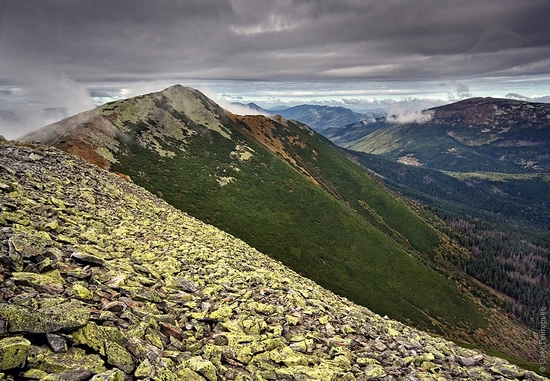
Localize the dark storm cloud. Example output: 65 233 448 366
2 0 550 82
1 0 550 139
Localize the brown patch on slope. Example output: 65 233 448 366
21 114 120 170
234 114 320 185
54 135 111 170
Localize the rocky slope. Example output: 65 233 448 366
0 141 547 380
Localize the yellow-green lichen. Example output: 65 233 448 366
0 336 31 371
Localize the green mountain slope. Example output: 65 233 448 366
343 149 550 333
21 85 541 361
344 150 550 230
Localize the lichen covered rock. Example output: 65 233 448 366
0 336 31 371
0 141 546 380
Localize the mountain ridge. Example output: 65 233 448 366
269 104 368 132
20 85 544 363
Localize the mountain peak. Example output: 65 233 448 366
21 85 234 169
427 96 550 129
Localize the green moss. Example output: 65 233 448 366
364 364 386 378
26 346 106 374
72 321 107 356
284 315 300 326
11 270 65 288
68 283 94 300
175 368 205 381
185 357 217 381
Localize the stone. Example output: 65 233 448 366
458 354 483 366
71 252 106 266
285 315 300 326
71 321 107 356
90 369 125 381
159 321 183 340
10 270 65 292
134 358 154 378
0 336 31 371
102 301 126 312
105 340 134 373
46 333 68 353
26 346 106 375
176 367 207 381
69 283 94 301
490 364 526 379
185 357 217 381
177 277 198 293
364 364 386 379
0 301 89 334
40 368 93 381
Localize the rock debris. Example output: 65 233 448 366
0 140 546 380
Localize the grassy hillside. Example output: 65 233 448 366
345 150 550 230
346 122 545 173
344 148 550 334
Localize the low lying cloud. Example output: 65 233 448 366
223 103 269 116
0 106 67 141
0 69 96 140
505 93 550 103
386 108 432 124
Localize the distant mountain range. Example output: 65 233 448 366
326 97 550 229
233 102 383 132
330 97 550 173
21 86 545 366
269 105 367 131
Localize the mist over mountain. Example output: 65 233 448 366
20 85 547 368
231 102 270 114
331 97 550 173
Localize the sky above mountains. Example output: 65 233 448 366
1 0 550 139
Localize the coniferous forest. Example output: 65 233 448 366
346 149 550 331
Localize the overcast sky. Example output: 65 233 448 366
1 0 550 138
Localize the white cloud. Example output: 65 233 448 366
0 69 95 140
386 108 433 124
